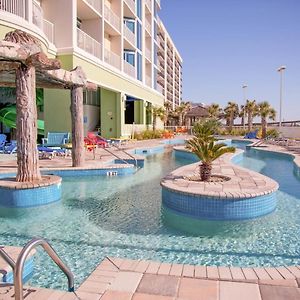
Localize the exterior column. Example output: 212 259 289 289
15 64 41 182
71 85 85 167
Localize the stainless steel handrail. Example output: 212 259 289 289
111 144 139 168
14 237 74 300
0 246 15 270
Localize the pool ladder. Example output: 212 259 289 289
0 237 75 300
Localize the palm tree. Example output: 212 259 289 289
186 138 235 181
257 101 276 138
207 103 222 119
175 101 192 126
224 101 239 131
152 106 166 131
245 100 258 132
239 104 246 127
164 101 173 126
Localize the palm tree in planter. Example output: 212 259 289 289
245 100 258 132
258 101 276 138
152 106 166 131
224 101 239 132
186 137 235 181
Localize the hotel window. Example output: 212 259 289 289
137 0 142 20
124 50 135 66
124 18 135 33
83 90 100 106
136 21 142 50
137 53 142 81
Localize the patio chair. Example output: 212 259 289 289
42 132 70 147
86 132 109 148
37 146 68 159
244 129 258 139
0 134 7 151
2 140 17 154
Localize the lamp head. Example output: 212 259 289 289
242 85 248 89
277 66 286 72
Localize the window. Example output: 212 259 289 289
124 18 135 33
83 90 100 106
124 50 135 66
136 0 142 20
136 21 142 50
137 53 142 81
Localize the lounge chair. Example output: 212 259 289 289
42 132 70 147
86 132 109 148
2 140 17 154
244 129 258 139
37 146 68 159
0 134 7 151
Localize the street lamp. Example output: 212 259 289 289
277 66 286 132
242 84 248 130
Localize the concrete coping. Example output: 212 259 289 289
161 147 279 199
0 175 62 190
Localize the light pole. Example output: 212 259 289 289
242 85 248 130
277 66 286 133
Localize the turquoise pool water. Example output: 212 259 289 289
0 141 299 290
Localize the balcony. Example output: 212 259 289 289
104 4 121 32
145 47 151 61
84 0 102 15
146 75 152 87
145 0 152 11
123 60 136 78
0 0 26 18
123 24 135 46
145 18 151 34
156 83 163 94
124 0 135 14
104 48 121 69
43 19 54 43
77 28 102 59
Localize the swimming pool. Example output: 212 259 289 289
0 140 299 290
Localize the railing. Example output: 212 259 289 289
146 75 152 87
104 48 121 69
123 24 135 46
124 0 135 13
145 46 151 61
32 1 43 29
77 28 102 59
104 4 121 32
145 18 151 34
124 60 136 78
85 0 102 15
145 0 152 11
156 83 163 94
14 238 74 300
43 19 54 43
0 0 26 18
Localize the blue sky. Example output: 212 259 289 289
159 0 300 120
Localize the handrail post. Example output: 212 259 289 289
0 246 16 270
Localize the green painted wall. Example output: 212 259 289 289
100 88 119 138
57 55 74 70
134 101 144 124
44 89 72 135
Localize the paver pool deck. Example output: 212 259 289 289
1 137 300 299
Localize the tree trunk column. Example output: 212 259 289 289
16 64 41 182
71 85 85 167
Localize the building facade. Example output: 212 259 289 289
0 0 182 138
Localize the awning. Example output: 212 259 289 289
0 105 44 135
125 95 143 102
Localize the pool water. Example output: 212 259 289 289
0 141 300 290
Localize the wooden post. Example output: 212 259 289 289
15 63 41 182
71 85 85 167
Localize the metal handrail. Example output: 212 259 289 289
14 238 74 300
0 246 15 270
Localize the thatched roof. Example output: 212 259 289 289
186 105 209 118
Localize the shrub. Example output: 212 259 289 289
134 129 165 140
266 128 279 138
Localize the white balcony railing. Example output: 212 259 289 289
146 75 152 87
85 0 102 15
0 0 26 18
32 1 43 29
104 4 121 32
145 18 151 34
43 19 54 43
145 0 152 11
156 83 163 94
123 24 135 46
77 28 102 59
123 60 136 78
145 47 151 61
104 48 121 69
124 0 135 13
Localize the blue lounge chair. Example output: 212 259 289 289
42 132 70 147
244 129 258 139
3 140 17 154
0 134 7 151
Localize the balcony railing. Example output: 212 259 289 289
145 18 151 34
43 19 54 43
32 1 43 29
146 75 152 87
77 28 102 59
156 83 163 94
145 0 152 11
104 4 121 32
123 24 135 46
0 0 26 18
124 0 135 13
85 0 102 15
145 47 151 61
104 48 121 69
123 60 136 78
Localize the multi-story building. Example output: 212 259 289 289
0 0 182 138
156 19 182 109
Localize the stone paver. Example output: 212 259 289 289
259 285 300 300
108 271 143 293
220 281 261 300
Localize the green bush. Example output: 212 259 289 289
134 129 165 140
266 128 279 138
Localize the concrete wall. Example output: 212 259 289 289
270 126 300 139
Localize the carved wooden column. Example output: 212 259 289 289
15 63 41 182
71 85 85 167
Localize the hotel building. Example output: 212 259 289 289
0 0 182 138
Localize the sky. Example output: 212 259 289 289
159 0 300 121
